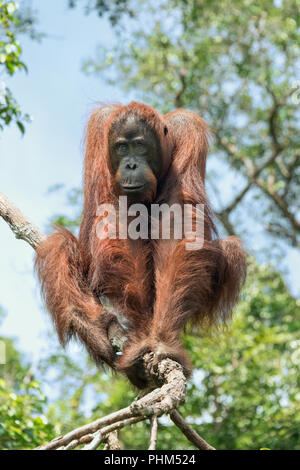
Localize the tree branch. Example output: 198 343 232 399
0 191 215 451
216 145 282 218
175 69 187 108
255 177 300 233
148 416 158 450
170 410 215 450
103 431 121 450
57 417 143 450
266 223 299 248
0 191 45 248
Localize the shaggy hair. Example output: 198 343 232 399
35 102 247 388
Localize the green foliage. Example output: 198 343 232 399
180 261 300 450
0 327 54 449
0 378 54 449
0 1 32 134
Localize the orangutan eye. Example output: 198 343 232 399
134 141 146 151
116 142 128 153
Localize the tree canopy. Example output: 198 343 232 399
0 1 40 134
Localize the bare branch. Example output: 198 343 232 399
218 146 282 218
215 210 236 236
103 431 121 450
57 417 143 450
266 223 299 248
213 85 287 233
255 178 300 233
170 410 215 450
37 358 187 450
282 153 300 198
36 406 142 450
82 431 103 450
175 69 187 108
148 416 158 450
0 191 45 248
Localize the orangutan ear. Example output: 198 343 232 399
164 126 168 136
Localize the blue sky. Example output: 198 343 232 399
0 0 299 364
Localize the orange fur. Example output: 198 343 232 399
118 109 246 386
35 103 247 388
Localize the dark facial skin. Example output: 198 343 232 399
109 116 162 202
